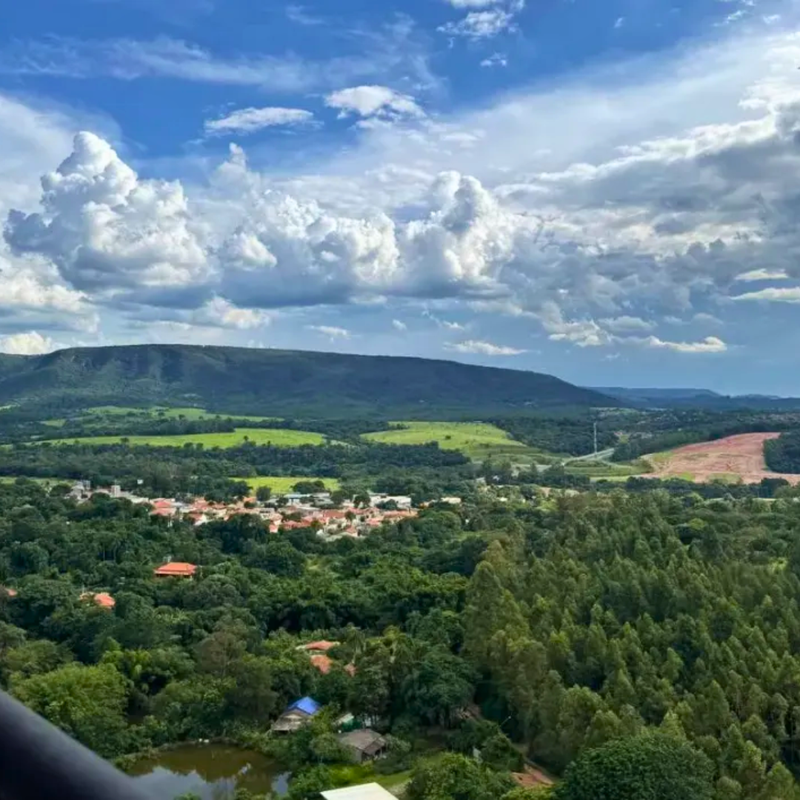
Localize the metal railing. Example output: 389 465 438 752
0 689 154 800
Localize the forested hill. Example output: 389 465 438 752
0 345 618 417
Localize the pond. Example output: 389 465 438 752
127 743 291 800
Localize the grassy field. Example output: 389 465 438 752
565 461 645 478
84 406 278 422
363 421 547 462
239 476 341 493
0 476 58 485
41 428 326 448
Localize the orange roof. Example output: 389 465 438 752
303 640 340 652
154 562 197 577
82 592 115 609
1 587 17 598
310 654 332 675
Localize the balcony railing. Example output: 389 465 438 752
0 689 154 800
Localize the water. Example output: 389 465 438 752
127 743 290 799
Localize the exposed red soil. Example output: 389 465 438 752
650 432 800 485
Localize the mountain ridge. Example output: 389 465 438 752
0 344 618 417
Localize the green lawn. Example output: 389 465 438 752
363 421 544 461
238 476 341 493
40 428 326 448
0 476 58 485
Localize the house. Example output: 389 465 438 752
337 729 388 764
300 640 340 654
271 696 321 734
153 562 197 578
81 592 116 609
1 587 17 599
321 783 396 800
310 654 332 675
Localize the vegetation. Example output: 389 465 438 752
241 477 342 494
765 433 800 473
0 344 617 417
39 428 328 449
363 422 543 462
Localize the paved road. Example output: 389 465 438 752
566 448 615 463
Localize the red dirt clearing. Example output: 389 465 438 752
650 432 800 485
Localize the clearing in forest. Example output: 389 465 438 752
646 433 800 485
84 406 279 422
362 421 546 461
238 476 341 493
39 428 326 448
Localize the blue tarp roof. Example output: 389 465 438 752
288 696 321 716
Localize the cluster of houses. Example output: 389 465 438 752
67 481 438 541
149 491 421 539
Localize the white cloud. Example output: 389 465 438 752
205 107 314 136
732 286 800 303
192 297 272 329
447 339 525 355
439 8 517 38
600 315 655 333
325 86 424 120
307 325 351 339
640 335 728 354
443 0 500 7
615 17 625 29
480 53 508 68
392 319 407 331
538 302 611 348
285 5 323 25
735 268 789 282
0 29 434 94
0 331 55 355
5 132 210 299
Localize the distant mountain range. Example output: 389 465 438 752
0 345 619 418
592 387 800 410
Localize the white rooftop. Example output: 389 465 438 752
321 784 396 800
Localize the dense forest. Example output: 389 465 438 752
3 478 800 798
765 433 800 474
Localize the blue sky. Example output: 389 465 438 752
0 0 797 394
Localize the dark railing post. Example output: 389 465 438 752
0 689 155 800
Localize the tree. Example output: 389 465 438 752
406 753 515 800
554 732 714 800
255 485 272 502
11 663 129 758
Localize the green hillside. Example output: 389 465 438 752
0 345 619 418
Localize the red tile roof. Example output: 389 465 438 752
82 592 116 609
310 654 332 675
1 587 17 599
302 640 340 653
154 562 197 577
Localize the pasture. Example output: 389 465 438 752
362 421 544 461
238 476 342 493
40 428 326 448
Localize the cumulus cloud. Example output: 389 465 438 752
5 132 210 299
325 86 424 120
447 339 525 355
204 107 314 136
307 325 351 339
0 331 55 355
392 319 407 331
640 335 728 354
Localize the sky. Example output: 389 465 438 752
0 0 798 394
